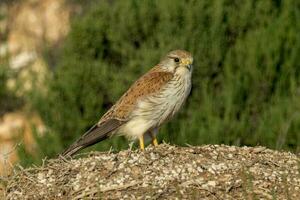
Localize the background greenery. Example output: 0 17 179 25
0 61 23 116
17 0 300 165
0 65 9 115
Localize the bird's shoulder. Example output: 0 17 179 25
99 67 174 123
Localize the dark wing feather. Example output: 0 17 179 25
61 119 124 157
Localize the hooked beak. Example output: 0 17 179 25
186 64 193 71
182 59 193 71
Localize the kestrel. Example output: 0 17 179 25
62 50 193 156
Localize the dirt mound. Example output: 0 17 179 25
3 144 300 199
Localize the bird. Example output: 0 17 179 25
62 49 193 156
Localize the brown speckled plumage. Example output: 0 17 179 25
62 50 193 156
100 71 173 122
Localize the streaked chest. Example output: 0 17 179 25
134 71 192 125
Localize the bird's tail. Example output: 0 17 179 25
61 119 124 157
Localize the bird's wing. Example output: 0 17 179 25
99 69 174 122
62 69 173 157
61 119 123 156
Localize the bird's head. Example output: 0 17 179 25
159 50 193 75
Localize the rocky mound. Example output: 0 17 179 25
3 144 300 199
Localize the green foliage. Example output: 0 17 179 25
0 65 8 100
0 64 16 116
26 0 300 161
0 63 24 116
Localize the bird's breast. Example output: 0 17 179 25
132 73 192 127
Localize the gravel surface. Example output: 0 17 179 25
3 144 300 199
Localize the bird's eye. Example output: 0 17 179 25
174 58 180 63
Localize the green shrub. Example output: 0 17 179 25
26 0 300 161
0 65 7 100
0 63 24 116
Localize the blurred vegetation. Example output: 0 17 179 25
19 0 300 164
0 62 23 116
0 64 9 113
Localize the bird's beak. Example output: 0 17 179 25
186 64 193 71
182 59 193 71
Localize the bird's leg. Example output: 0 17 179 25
152 136 158 146
150 129 159 146
139 135 145 150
